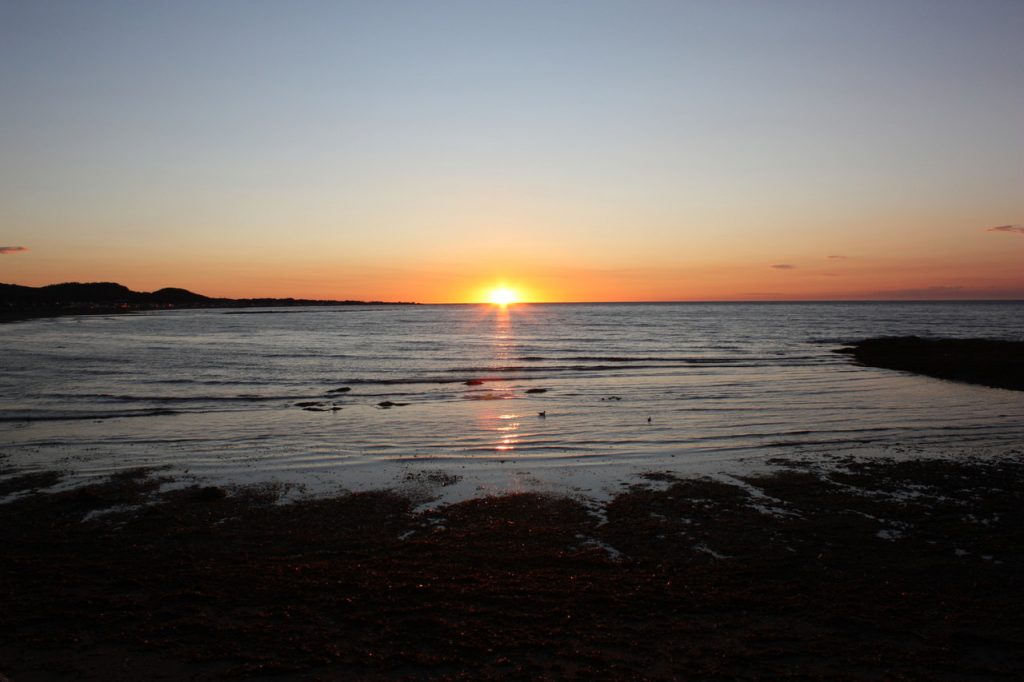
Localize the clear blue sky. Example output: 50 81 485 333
2 0 1022 301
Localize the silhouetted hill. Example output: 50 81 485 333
40 282 136 301
1 282 142 304
0 282 414 321
149 287 211 304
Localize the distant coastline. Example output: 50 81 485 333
0 282 417 323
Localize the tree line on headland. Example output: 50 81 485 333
0 282 416 321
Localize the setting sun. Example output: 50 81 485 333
487 287 520 306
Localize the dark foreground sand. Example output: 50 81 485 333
2 454 1022 680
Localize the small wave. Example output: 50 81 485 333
443 361 795 374
464 445 579 453
47 393 293 404
143 378 248 386
516 355 709 363
509 356 821 366
340 377 467 386
323 359 806 387
0 408 185 422
442 364 675 374
765 438 879 447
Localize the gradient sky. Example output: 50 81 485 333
1 0 1022 302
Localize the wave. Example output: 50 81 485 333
511 355 822 365
0 408 186 422
443 364 675 373
258 353 360 360
45 393 295 404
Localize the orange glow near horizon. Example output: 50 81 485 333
471 281 536 305
486 287 520 306
5 251 1024 304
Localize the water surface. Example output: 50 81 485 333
3 302 1023 498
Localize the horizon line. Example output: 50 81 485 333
5 281 1024 306
454 299 1024 305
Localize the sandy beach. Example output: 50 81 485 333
3 452 1022 680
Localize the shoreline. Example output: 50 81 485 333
3 453 1022 679
0 301 418 325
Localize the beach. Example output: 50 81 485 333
2 452 1022 680
3 305 1024 678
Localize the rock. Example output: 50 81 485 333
465 379 484 386
378 401 410 408
525 388 547 394
192 486 227 502
837 336 1024 392
327 387 351 394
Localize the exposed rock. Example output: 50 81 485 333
837 336 1024 391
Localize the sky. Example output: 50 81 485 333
1 0 1022 303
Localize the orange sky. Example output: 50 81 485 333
3 234 1022 303
2 3 1022 303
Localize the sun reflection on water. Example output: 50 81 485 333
479 411 523 452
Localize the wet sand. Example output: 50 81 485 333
838 336 1024 391
2 454 1022 680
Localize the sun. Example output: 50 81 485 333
486 287 520 306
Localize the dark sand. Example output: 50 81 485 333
2 454 1022 680
838 336 1024 392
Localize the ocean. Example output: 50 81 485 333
3 302 1023 500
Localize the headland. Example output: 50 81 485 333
0 282 416 322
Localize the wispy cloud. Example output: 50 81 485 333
987 224 1024 235
770 264 796 270
0 246 28 254
826 255 847 260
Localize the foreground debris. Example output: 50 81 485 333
1 454 1023 680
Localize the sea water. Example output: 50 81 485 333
2 302 1023 499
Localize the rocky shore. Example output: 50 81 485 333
2 453 1022 680
838 336 1024 392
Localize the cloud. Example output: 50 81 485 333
0 246 28 254
987 224 1024 235
826 255 847 260
770 264 796 270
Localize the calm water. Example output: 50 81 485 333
2 302 1024 497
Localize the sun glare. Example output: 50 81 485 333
487 287 519 306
